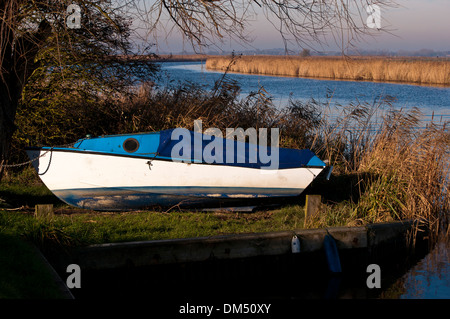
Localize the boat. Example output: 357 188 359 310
25 129 327 211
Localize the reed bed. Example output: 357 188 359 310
206 55 450 86
306 102 450 238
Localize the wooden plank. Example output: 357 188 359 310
367 220 416 246
51 221 418 272
327 226 368 249
67 226 371 271
74 231 295 270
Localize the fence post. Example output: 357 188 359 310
35 204 54 220
304 195 321 226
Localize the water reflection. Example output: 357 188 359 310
382 240 450 299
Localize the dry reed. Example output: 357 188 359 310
306 101 449 237
206 55 450 86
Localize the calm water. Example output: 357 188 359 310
157 61 450 299
397 240 450 299
158 61 450 122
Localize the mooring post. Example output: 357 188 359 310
305 195 321 225
35 204 54 220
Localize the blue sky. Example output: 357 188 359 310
146 0 450 53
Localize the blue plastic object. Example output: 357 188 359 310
324 234 342 273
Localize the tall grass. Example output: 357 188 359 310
356 111 449 229
206 55 450 86
306 101 450 238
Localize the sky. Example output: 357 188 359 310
141 0 450 54
353 0 450 52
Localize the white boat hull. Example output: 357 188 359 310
26 149 324 210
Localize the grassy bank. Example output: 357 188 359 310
0 204 307 248
3 72 449 261
206 55 450 86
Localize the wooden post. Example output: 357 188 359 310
35 204 54 220
304 195 321 225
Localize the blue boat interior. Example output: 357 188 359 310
57 129 326 169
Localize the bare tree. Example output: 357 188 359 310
130 0 397 51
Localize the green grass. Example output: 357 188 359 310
0 206 307 246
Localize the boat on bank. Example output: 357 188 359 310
26 129 327 211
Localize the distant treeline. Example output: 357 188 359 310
206 55 450 86
152 54 212 62
116 54 214 62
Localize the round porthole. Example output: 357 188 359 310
123 138 139 153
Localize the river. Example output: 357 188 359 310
157 61 450 124
156 61 450 299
